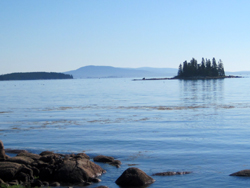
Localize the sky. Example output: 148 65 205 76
1 0 250 74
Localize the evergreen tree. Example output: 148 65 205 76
212 57 218 76
182 61 188 77
205 59 212 76
201 58 206 75
190 58 198 76
218 59 225 76
178 64 183 76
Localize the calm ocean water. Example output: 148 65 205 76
1 76 250 187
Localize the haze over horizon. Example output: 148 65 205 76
1 0 250 75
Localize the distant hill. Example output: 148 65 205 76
65 65 178 79
0 72 73 81
226 71 250 75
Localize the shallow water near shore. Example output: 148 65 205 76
1 76 250 187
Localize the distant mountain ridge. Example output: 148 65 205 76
65 65 178 79
225 71 250 75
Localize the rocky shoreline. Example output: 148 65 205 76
1 140 249 188
0 140 157 188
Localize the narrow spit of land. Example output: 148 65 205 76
133 75 242 81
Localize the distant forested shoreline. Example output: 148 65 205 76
0 72 73 81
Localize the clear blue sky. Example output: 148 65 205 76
1 0 250 74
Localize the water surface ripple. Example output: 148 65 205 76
1 77 250 187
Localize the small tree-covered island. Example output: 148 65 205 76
0 72 73 81
175 57 225 78
173 57 241 79
134 57 241 81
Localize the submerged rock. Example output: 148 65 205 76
94 155 121 168
115 167 155 186
152 171 192 176
94 155 115 163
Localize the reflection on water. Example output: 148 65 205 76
179 79 224 106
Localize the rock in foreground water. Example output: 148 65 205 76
230 169 250 176
0 140 106 187
54 158 104 184
115 167 155 186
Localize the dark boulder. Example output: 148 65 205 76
0 140 9 160
16 165 33 183
17 152 41 160
39 151 62 159
40 151 56 156
31 166 40 177
40 155 54 163
39 167 53 181
95 186 109 188
0 149 7 161
0 161 33 183
230 169 250 176
54 158 105 185
115 167 155 186
7 156 34 165
31 179 43 187
73 153 90 160
32 160 51 169
0 162 23 181
0 141 107 187
0 141 3 150
15 172 31 183
39 151 64 168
